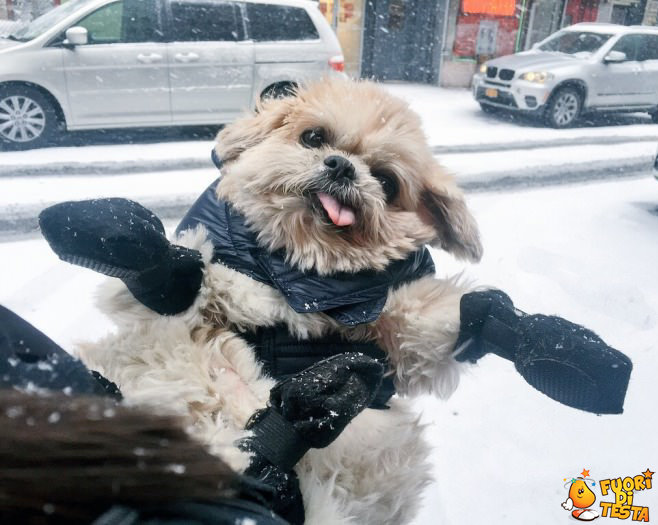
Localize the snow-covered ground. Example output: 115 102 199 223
1 175 656 524
0 168 218 212
415 177 658 525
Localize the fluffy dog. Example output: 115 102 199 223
77 78 482 524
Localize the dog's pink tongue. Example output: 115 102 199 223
317 192 355 227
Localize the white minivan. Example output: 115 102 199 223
0 0 344 148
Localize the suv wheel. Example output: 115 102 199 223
0 85 60 149
479 102 500 114
650 110 658 124
544 87 581 128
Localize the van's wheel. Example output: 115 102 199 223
544 87 581 128
0 85 60 150
261 83 296 101
649 110 658 123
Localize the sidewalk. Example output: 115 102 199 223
0 84 656 238
1 134 656 178
1 83 656 176
1 140 654 240
0 140 216 177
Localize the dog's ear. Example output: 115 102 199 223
214 96 295 164
418 170 482 262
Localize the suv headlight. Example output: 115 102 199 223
520 71 554 83
479 64 487 73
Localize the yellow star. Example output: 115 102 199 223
643 469 654 479
581 469 590 478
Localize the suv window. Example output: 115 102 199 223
75 0 162 44
636 34 658 61
538 31 612 56
170 1 242 42
610 34 643 61
245 4 318 42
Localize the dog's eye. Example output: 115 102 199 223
372 170 399 204
300 128 326 149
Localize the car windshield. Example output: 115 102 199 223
8 0 92 42
538 30 613 57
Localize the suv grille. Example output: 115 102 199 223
499 69 515 81
486 66 498 79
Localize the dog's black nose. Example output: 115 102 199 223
324 155 355 182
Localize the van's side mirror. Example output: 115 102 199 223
64 26 88 47
604 50 627 63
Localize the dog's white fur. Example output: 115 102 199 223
78 79 479 524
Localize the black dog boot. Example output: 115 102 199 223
241 352 384 524
39 199 203 315
454 290 632 414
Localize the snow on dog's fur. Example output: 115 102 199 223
79 78 481 524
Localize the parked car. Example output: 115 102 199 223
472 23 658 128
0 0 343 149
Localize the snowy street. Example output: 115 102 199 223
1 83 657 524
0 84 656 238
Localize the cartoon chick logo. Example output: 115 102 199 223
561 468 653 522
562 469 600 521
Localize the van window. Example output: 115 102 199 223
170 1 241 42
10 0 90 42
74 0 162 44
245 4 319 42
123 0 164 42
76 1 123 44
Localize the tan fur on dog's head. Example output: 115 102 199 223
215 78 482 274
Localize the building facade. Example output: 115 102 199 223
3 0 657 86
318 0 656 86
0 0 58 21
318 0 367 76
318 0 448 82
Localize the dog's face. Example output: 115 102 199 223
214 79 482 274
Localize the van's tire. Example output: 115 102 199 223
649 110 658 123
261 83 297 101
0 85 60 150
543 87 582 128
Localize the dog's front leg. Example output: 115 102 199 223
373 278 633 414
370 275 472 398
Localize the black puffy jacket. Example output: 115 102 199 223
176 179 437 408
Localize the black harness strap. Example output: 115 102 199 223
246 409 310 472
242 324 395 410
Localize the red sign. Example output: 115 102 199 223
462 0 516 16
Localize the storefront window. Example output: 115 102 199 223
318 0 365 77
